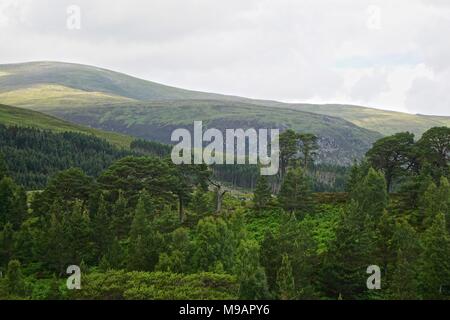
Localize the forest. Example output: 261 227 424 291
0 125 449 300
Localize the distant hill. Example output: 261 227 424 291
1 61 448 165
0 103 133 148
269 103 450 137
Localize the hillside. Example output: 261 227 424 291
272 103 450 137
1 61 450 165
0 62 384 165
48 99 381 166
1 61 449 138
0 103 133 148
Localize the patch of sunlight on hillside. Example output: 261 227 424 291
0 84 137 109
0 71 10 77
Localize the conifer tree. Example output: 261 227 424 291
260 230 280 292
352 168 387 223
92 194 112 258
0 223 14 268
235 239 270 299
253 175 272 211
389 249 420 299
128 191 161 271
322 201 375 299
388 219 421 299
276 254 296 300
0 153 8 180
6 260 25 297
111 190 131 239
278 167 313 216
420 212 450 299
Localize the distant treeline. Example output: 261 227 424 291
0 125 132 189
0 128 351 192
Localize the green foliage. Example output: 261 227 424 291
0 176 26 230
0 124 133 189
417 126 450 177
351 168 388 222
419 213 450 299
235 239 270 299
192 216 235 273
128 191 162 271
70 270 238 300
276 254 296 300
5 260 26 297
278 167 314 216
0 122 448 300
253 175 272 211
322 201 376 299
366 132 415 191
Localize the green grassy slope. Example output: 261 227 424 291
49 99 382 166
0 103 133 148
0 61 242 102
271 103 450 137
0 61 448 138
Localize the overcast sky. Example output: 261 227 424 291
1 0 450 116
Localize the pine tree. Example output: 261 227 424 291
421 181 440 228
278 167 313 217
6 260 26 297
44 200 66 273
276 254 296 300
352 168 387 223
345 160 360 193
260 230 280 292
192 216 235 273
62 201 93 269
437 177 450 233
253 175 272 211
322 201 376 299
190 189 211 217
420 212 450 299
389 249 419 299
0 153 8 180
128 190 161 271
0 223 14 268
388 219 421 299
91 194 112 259
111 190 131 239
235 240 270 299
0 177 17 229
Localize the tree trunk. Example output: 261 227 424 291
215 187 227 214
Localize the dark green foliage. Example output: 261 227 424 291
128 191 162 271
419 213 450 299
0 177 26 230
235 240 270 299
70 270 238 300
351 168 388 222
0 125 449 300
130 139 171 157
417 127 450 177
366 132 415 191
276 254 295 300
253 175 272 211
5 260 26 297
278 167 314 216
322 201 376 299
0 125 131 189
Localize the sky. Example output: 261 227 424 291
0 0 450 116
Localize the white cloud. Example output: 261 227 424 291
0 0 449 115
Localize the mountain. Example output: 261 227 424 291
267 103 450 137
1 61 448 165
0 103 133 148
